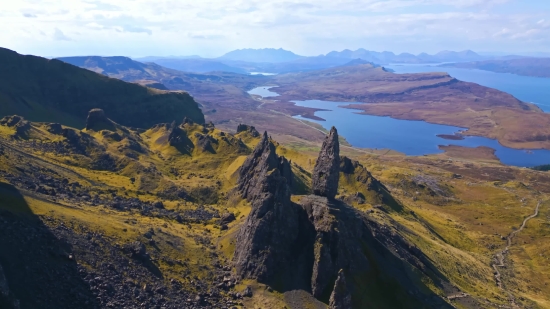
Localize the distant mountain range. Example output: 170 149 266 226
143 58 247 74
128 48 535 75
61 56 247 75
322 49 487 64
218 48 304 63
59 48 541 77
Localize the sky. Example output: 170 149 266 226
1 0 549 58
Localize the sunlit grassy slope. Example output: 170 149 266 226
0 114 549 308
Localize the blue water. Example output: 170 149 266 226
248 86 280 97
386 64 550 112
248 86 550 167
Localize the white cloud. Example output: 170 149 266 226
53 28 72 41
0 0 548 57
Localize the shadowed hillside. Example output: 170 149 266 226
0 48 205 128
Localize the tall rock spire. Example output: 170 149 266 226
234 131 298 286
329 270 352 309
312 127 340 199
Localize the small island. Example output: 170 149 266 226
436 133 465 141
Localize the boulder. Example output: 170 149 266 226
219 213 236 225
312 127 340 199
123 241 149 261
85 108 111 130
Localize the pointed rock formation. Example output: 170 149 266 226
194 132 217 153
234 128 454 308
329 270 352 309
234 132 300 286
312 127 340 199
167 121 194 153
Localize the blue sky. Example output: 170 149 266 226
1 0 549 57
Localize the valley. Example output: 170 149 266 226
52 51 550 156
1 47 550 309
1 108 550 308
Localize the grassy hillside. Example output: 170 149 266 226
1 113 549 308
0 48 205 128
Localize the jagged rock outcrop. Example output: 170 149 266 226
312 127 340 199
167 121 194 153
234 128 453 308
85 108 113 130
236 132 292 200
234 132 301 286
0 115 31 138
236 124 260 137
329 270 352 309
194 132 217 153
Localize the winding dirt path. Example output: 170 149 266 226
491 200 543 308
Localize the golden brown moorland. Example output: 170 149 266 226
1 113 549 308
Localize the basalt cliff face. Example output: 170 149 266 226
312 127 340 199
233 127 454 308
233 132 306 288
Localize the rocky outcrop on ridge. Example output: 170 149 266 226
329 270 351 309
236 124 260 137
312 127 340 199
0 115 31 139
85 108 114 131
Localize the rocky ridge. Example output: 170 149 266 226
233 132 301 287
233 127 454 308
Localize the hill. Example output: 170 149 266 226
218 48 305 63
150 58 247 74
1 110 549 308
59 55 247 75
0 49 204 128
439 58 550 78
